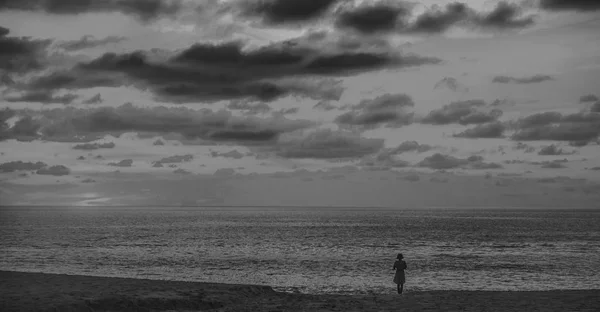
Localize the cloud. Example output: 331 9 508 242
579 94 598 103
335 3 409 34
0 161 47 172
421 100 500 125
227 100 271 115
108 159 133 167
469 161 503 170
313 101 338 111
454 121 506 138
335 93 415 128
155 154 193 164
243 0 339 25
492 74 554 84
511 112 600 141
22 35 438 103
214 168 236 177
0 26 9 36
0 0 183 22
406 2 471 33
538 144 573 156
541 161 567 169
389 141 432 154
73 142 115 150
359 151 411 169
591 102 600 113
0 26 52 73
173 168 192 175
433 77 469 93
4 91 78 104
471 1 535 30
82 93 103 104
418 153 468 170
210 150 244 159
539 0 600 11
36 165 70 176
8 115 42 139
25 103 315 144
277 129 384 159
57 35 126 52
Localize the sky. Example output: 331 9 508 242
1 0 599 207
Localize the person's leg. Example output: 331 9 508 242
399 283 404 294
397 284 401 294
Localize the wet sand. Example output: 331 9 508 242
1 271 598 311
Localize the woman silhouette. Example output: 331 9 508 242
393 253 407 294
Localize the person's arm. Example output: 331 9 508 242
393 261 397 270
403 261 407 270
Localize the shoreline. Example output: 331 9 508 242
1 271 599 312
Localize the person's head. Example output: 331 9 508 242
397 253 403 260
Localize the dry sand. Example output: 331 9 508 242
1 271 598 312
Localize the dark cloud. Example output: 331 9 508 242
389 141 432 154
4 91 78 104
454 121 506 138
469 161 503 170
9 115 41 138
22 35 437 103
335 93 415 128
417 153 501 170
538 144 572 156
227 100 271 115
541 161 567 169
173 168 192 175
492 74 554 84
579 94 598 103
313 101 337 111
515 111 563 128
277 129 384 159
591 101 600 113
30 103 314 144
418 153 468 170
73 142 115 150
36 165 70 176
0 27 52 73
272 107 299 117
335 3 409 34
539 0 600 11
407 2 471 33
512 111 600 142
243 0 339 24
472 1 535 30
359 151 411 169
340 2 534 35
0 161 47 172
108 159 133 167
0 0 183 22
512 122 600 142
57 35 126 52
82 93 103 104
433 77 469 92
214 168 236 177
155 154 193 164
210 150 244 159
421 100 500 125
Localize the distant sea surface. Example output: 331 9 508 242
1 207 599 295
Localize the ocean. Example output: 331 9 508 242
1 207 599 295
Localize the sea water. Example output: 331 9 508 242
1 206 599 295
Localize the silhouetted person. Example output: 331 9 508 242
393 253 407 294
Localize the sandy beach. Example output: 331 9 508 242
1 271 598 312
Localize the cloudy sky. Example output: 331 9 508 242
1 0 599 207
